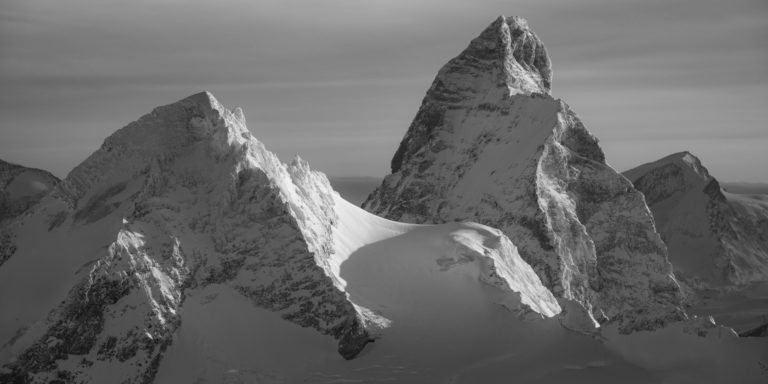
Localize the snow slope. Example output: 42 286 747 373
363 15 684 332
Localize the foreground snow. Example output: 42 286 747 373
154 193 768 383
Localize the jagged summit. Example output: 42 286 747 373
475 15 552 92
389 16 556 174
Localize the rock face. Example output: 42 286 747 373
363 16 685 331
0 160 59 223
0 93 368 383
624 151 768 293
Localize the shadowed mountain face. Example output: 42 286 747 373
624 152 768 293
0 160 59 223
363 15 685 332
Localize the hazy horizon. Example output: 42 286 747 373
1 0 767 182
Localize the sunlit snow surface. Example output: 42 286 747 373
154 193 768 383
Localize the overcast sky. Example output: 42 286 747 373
1 0 767 182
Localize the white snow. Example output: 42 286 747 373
153 195 767 384
332 193 561 319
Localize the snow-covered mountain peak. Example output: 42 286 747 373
624 151 723 206
624 152 768 291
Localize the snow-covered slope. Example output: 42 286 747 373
363 15 684 333
0 92 563 383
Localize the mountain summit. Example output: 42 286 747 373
364 16 685 332
624 151 768 294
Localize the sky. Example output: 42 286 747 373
1 0 767 182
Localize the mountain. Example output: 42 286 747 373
0 92 563 383
362 15 684 333
623 152 768 334
0 160 59 223
624 151 768 291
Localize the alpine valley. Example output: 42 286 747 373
1 16 767 384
